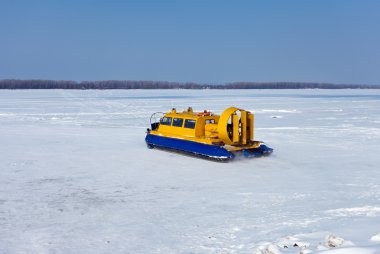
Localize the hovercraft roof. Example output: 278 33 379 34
164 107 216 119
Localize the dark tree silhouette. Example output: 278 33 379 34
0 79 379 89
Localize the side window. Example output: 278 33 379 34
172 118 184 127
160 117 172 126
184 119 196 129
205 119 215 124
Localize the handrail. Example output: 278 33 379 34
149 112 165 125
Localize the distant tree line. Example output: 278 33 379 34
0 79 379 89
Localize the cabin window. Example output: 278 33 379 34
205 119 215 124
184 119 196 129
160 117 172 126
172 118 184 127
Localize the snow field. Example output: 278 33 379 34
0 89 380 253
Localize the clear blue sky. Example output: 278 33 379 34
1 0 379 84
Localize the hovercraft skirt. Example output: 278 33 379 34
242 144 274 158
145 134 233 159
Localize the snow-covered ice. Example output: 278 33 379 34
0 89 380 253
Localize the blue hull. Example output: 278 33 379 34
145 134 233 159
242 144 273 157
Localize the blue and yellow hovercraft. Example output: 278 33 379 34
145 107 273 161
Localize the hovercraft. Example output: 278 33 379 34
145 107 273 161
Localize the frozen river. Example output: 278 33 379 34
1 89 380 253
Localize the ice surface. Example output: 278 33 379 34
0 89 380 253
